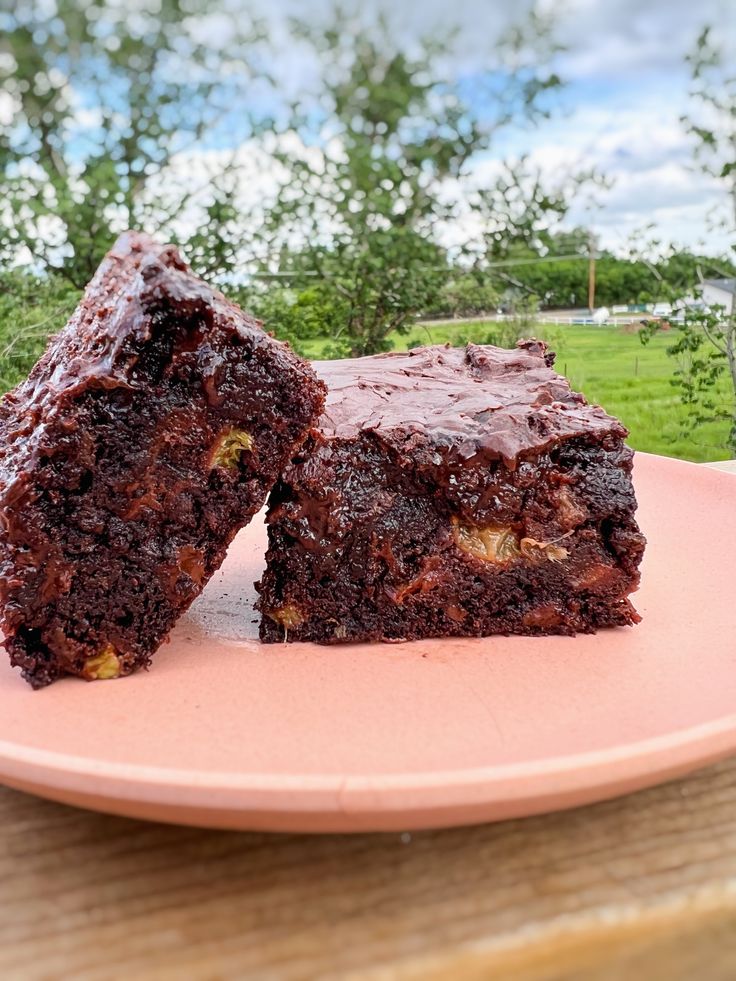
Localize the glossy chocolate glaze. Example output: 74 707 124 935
1 231 306 440
313 341 626 466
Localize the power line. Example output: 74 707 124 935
249 252 591 279
251 270 319 278
484 253 590 269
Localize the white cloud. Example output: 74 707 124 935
0 92 16 127
552 0 735 82
155 91 732 260
532 108 730 251
237 0 736 253
5 0 734 258
142 131 345 270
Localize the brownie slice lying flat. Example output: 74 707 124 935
257 341 645 644
0 231 325 687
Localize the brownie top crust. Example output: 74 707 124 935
312 341 627 464
0 231 320 487
2 230 308 418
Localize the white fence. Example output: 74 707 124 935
534 315 643 326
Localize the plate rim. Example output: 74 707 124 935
1 451 734 827
2 708 736 792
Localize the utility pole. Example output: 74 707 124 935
588 231 596 314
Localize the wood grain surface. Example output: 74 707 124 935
1 758 736 980
1 459 734 980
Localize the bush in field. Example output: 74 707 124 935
0 273 79 390
431 276 501 319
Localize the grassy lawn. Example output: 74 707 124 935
303 321 733 463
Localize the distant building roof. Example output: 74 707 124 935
703 278 736 295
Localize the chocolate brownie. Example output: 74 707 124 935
257 341 645 644
0 231 325 687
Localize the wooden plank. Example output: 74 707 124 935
1 758 736 979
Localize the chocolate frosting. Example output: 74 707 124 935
312 342 627 465
2 231 293 417
0 231 314 484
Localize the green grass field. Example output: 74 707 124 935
302 321 733 462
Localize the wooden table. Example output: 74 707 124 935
2 461 735 981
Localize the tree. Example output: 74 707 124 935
649 302 736 451
473 159 586 264
642 27 736 455
237 279 352 359
685 27 736 229
256 12 562 356
0 0 258 287
434 274 500 319
463 160 601 308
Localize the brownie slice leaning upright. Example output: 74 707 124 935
257 341 645 644
0 231 325 687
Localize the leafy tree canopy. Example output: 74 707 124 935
251 12 564 354
0 0 258 286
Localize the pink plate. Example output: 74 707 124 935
0 453 735 833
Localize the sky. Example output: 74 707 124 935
235 0 736 256
528 0 735 253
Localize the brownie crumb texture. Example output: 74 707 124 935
257 342 646 644
0 231 325 687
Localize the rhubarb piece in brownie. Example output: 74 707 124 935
257 342 645 644
0 231 325 687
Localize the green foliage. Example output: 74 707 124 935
474 248 735 310
240 282 353 359
641 303 736 453
434 275 500 318
550 324 731 461
0 272 79 389
684 26 736 228
409 296 556 353
258 14 562 356
0 1 257 285
472 162 597 265
637 26 736 456
2 3 735 468
492 255 648 308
